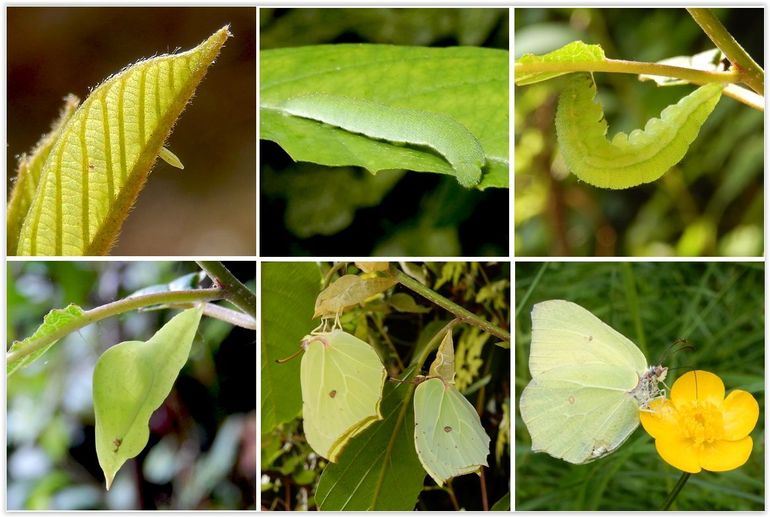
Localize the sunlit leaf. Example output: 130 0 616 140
16 26 231 255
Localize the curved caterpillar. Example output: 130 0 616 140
555 73 723 189
278 93 485 188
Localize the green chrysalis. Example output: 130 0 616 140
555 73 723 189
279 93 485 188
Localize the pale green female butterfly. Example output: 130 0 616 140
413 330 490 485
300 329 386 462
519 300 667 464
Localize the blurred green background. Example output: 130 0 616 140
515 8 764 257
7 8 256 255
515 262 764 510
260 8 509 257
7 262 256 510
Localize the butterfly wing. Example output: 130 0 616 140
529 300 647 377
520 376 640 464
300 330 386 462
413 378 490 485
520 300 649 463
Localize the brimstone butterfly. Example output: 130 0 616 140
414 330 490 485
300 329 386 462
519 300 667 464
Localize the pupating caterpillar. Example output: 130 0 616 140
555 73 723 189
277 93 485 188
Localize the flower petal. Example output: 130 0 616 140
640 398 679 439
654 436 702 473
698 436 753 472
671 370 724 405
722 390 759 439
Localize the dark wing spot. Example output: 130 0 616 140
444 426 452 432
329 390 337 398
112 438 123 453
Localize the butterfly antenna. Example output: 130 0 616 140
656 338 695 365
275 347 303 364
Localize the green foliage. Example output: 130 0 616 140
260 8 509 256
7 304 85 376
261 45 507 189
515 262 764 510
7 262 256 510
515 8 763 256
516 40 605 85
93 307 203 489
261 262 510 510
9 27 229 256
260 263 320 433
7 95 79 255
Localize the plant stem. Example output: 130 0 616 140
167 302 256 330
196 261 256 318
6 288 225 366
687 8 764 95
394 270 510 343
515 59 740 85
661 471 691 510
722 83 764 111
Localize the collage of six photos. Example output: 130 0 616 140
4 6 765 512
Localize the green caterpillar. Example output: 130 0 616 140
278 93 485 188
555 74 723 189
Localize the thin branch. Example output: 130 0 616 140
394 270 510 343
515 59 740 85
723 82 765 111
6 288 226 366
196 261 256 318
167 302 256 330
687 8 764 95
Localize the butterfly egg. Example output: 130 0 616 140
158 146 184 169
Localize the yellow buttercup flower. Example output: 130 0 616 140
640 370 759 474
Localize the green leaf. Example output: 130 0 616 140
15 26 231 256
491 492 510 511
93 306 203 489
7 95 80 255
555 74 723 189
7 304 86 376
261 263 320 434
261 45 508 189
387 293 431 314
315 366 426 510
515 40 605 85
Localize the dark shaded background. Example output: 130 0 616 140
7 261 256 510
260 8 510 257
7 7 256 255
515 8 764 257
